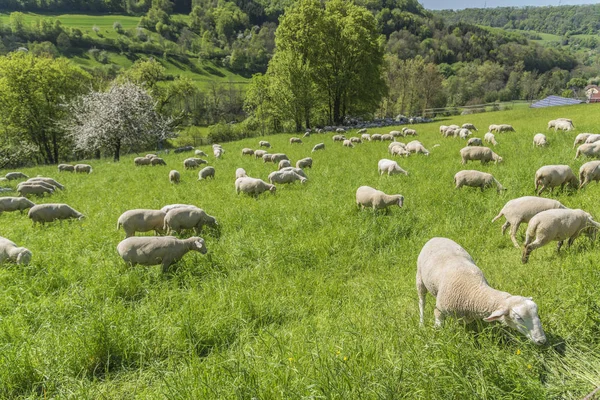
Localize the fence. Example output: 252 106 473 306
422 100 534 118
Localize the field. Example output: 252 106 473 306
1 104 600 398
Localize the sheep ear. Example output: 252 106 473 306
484 308 509 322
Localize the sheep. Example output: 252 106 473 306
553 120 574 132
573 133 591 147
577 142 600 159
195 150 208 157
117 236 207 272
332 134 346 142
278 159 292 170
312 143 325 152
271 153 289 163
134 157 152 166
169 170 180 184
183 158 206 169
460 146 503 165
235 177 276 196
458 128 472 139
145 154 158 159
290 137 302 144
160 204 200 214
548 118 573 129
149 158 166 166
315 128 323 134
198 166 215 180
213 148 224 158
5 172 28 181
467 138 482 146
492 196 567 248
361 134 371 141
585 134 600 144
402 128 417 136
388 141 406 151
579 161 600 189
439 125 448 134
390 145 410 157
371 134 382 141
533 133 548 147
18 181 56 192
303 132 311 138
0 236 32 265
259 140 271 148
0 197 35 215
350 137 362 144
17 184 54 197
462 123 477 131
484 132 498 146
241 148 255 156
163 207 217 235
416 237 546 345
381 134 393 141
443 128 458 138
296 158 312 169
378 159 409 176
406 140 430 156
174 146 194 154
357 128 367 134
389 130 402 137
28 203 84 225
235 168 248 179
454 170 505 193
355 186 403 212
58 164 75 172
534 165 578 195
343 139 354 148
522 209 600 263
27 177 64 190
268 170 307 184
254 150 267 159
489 124 514 133
262 153 273 163
336 128 346 133
279 167 308 178
117 209 166 238
74 164 93 173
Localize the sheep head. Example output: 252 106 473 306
484 296 546 346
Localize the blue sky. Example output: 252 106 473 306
421 0 600 10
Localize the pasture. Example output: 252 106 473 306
1 104 600 398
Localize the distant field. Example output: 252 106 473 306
0 103 599 397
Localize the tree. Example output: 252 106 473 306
63 82 175 162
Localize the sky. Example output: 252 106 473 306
421 0 600 10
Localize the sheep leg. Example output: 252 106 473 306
416 274 427 325
161 258 174 273
557 241 563 252
509 222 521 248
501 221 510 235
434 307 445 328
522 238 544 264
537 185 547 195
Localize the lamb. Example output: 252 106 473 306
553 120 574 132
522 209 600 263
163 207 218 235
0 236 32 265
389 130 402 137
195 150 208 157
312 143 325 152
578 161 600 189
402 128 417 136
268 170 307 184
235 177 276 196
117 209 166 238
241 148 255 156
377 159 409 176
254 150 267 159
27 177 64 190
259 140 271 148
576 143 600 159
296 158 312 169
235 168 248 179
361 134 371 141
534 165 578 195
74 164 93 173
350 137 362 144
278 159 292 170
17 184 54 197
0 197 35 215
484 132 498 146
271 153 289 163
371 134 382 141
117 236 207 272
5 172 29 180
28 203 84 225
58 164 75 172
355 186 403 211
492 196 567 248
458 128 472 139
467 138 482 146
289 137 302 144
169 170 180 184
454 170 505 193
416 237 546 345
262 153 273 163
381 134 393 141
533 133 548 147
332 135 346 142
406 141 430 155
279 167 308 178
585 134 600 144
460 146 503 164
134 157 152 166
198 166 215 180
462 123 477 131
150 158 166 166
573 133 591 147
160 204 200 214
343 139 354 148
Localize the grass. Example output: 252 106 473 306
1 103 600 397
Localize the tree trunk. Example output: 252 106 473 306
52 132 58 165
333 95 341 125
113 140 121 162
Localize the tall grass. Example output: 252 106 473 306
0 104 599 398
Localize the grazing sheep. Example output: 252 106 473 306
58 164 75 172
259 140 271 148
585 134 600 144
574 133 591 147
146 154 158 159
303 132 311 138
28 203 84 225
388 141 406 151
0 236 32 265
254 150 267 159
195 150 208 157
290 137 302 144
577 142 600 159
460 146 503 165
0 197 35 215
533 133 548 147
213 148 224 158
458 128 472 139
316 128 324 134
443 127 458 138
406 140 430 156
17 184 54 197
439 125 448 134
361 134 371 141
235 168 248 179
553 120 574 132
578 160 600 189
149 158 166 166
198 166 215 180
490 124 514 133
381 134 393 141
5 172 29 181
268 170 307 184
417 237 546 345
378 159 409 176
462 123 477 131
467 137 482 146
262 153 273 163
332 134 346 142
371 134 382 141
117 236 207 272
492 196 566 248
312 143 325 152
343 139 354 148
522 209 600 263
235 177 276 196
350 137 362 144
241 148 255 156
390 145 410 157
134 157 152 166
74 164 93 173
548 118 573 130
336 128 346 133
355 186 403 211
296 158 312 169
402 128 417 136
280 167 308 178
160 204 200 214
454 170 505 193
117 209 166 238
534 165 578 195
27 177 64 190
271 153 289 163
484 132 498 146
18 181 55 192
183 158 207 169
169 170 180 184
163 207 217 235
278 159 292 170
357 128 367 134
389 130 402 137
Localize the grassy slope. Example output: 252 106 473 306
1 104 600 397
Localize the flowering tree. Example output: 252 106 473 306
64 82 175 162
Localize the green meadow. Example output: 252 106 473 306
1 103 599 398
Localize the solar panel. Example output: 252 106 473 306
530 95 583 108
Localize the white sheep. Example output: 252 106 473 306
241 148 255 156
312 143 325 152
235 168 248 179
332 135 346 142
417 237 546 345
462 123 477 131
213 148 224 158
490 124 514 133
163 207 218 235
279 167 307 178
28 203 84 225
268 170 307 184
534 165 578 195
198 166 215 180
134 157 152 166
254 150 267 159
406 140 429 156
336 128 346 133
381 134 393 141
117 236 207 272
377 159 409 176
296 158 312 169
342 139 354 148
27 177 64 190
0 236 32 265
390 145 410 157
492 196 566 248
575 142 600 159
533 133 548 147
585 134 600 144
271 153 289 163
578 161 600 189
235 177 276 196
553 120 574 132
573 133 591 147
371 134 382 141
169 170 180 184
460 146 503 164
74 164 93 173
361 134 371 141
355 186 403 212
303 132 311 138
145 154 157 159
484 132 498 146
402 128 417 136
350 137 362 144
389 130 402 137
289 137 302 144
357 128 367 134
0 197 35 215
195 150 208 157
443 127 458 138
117 209 166 238
160 204 200 214
150 158 166 166
183 158 207 169
17 184 54 197
454 170 505 193
522 209 600 263
259 141 271 148
458 128 472 139
439 125 448 134
18 181 55 192
278 159 292 170
548 118 572 130
5 172 29 180
388 141 406 151
58 164 75 172
467 137 482 146
262 154 273 163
